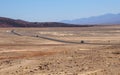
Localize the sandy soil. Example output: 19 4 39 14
0 26 120 75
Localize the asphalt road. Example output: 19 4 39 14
10 30 120 45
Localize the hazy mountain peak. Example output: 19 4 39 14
61 13 120 24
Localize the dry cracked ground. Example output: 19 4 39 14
0 25 120 75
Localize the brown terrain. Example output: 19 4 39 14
0 25 120 75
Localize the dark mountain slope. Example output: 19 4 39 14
0 17 92 27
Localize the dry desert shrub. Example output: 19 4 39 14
81 40 84 44
112 51 120 55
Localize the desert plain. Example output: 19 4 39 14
0 25 120 75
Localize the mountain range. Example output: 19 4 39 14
62 13 120 24
1 13 120 27
0 17 92 27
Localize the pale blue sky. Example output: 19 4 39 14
0 0 120 22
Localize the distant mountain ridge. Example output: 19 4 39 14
62 13 120 24
0 17 92 27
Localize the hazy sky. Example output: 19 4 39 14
0 0 120 22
